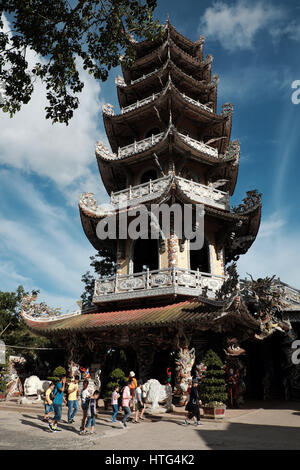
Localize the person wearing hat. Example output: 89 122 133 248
128 371 137 412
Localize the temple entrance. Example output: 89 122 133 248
150 349 176 387
190 239 210 272
244 333 286 401
132 238 159 273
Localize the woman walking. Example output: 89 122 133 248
121 381 132 429
111 385 120 423
187 379 203 426
133 380 145 423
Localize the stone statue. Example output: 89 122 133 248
19 375 51 404
68 360 80 378
174 347 195 405
142 379 173 413
94 369 101 390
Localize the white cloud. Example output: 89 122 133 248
199 1 284 51
0 172 95 309
237 212 300 289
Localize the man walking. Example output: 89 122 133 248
48 374 66 432
67 375 80 424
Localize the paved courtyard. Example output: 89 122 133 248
0 399 300 451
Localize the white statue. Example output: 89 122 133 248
19 375 51 404
94 369 101 390
142 379 173 414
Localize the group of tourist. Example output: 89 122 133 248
43 370 203 433
43 370 145 434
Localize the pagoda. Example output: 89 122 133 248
79 21 261 310
21 21 284 397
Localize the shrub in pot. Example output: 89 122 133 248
200 350 227 419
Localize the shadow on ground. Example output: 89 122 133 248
196 421 300 450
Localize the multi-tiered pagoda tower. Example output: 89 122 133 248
79 20 261 310
21 22 269 390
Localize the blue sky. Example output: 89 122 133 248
1 0 300 311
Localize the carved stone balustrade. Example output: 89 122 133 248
111 175 171 207
175 176 230 210
121 92 160 114
110 175 230 211
178 133 218 158
93 267 225 304
118 132 165 158
180 92 214 113
131 68 159 85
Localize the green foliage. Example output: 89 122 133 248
215 262 239 300
0 0 162 124
200 350 227 405
103 367 126 402
0 361 9 395
53 366 66 380
0 286 51 353
81 249 116 307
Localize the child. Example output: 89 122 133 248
43 382 54 422
84 390 100 435
111 385 120 423
133 380 145 423
79 379 91 434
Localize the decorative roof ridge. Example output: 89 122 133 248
232 190 262 215
130 20 203 55
166 21 205 49
103 79 219 119
96 124 173 162
168 36 208 66
20 293 82 323
79 192 114 218
116 57 218 91
125 35 208 74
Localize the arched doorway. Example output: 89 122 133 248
131 238 159 273
190 239 210 273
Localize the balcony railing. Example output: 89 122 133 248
178 133 218 158
110 175 229 211
117 131 218 160
180 92 213 113
118 132 164 159
111 175 171 206
121 92 160 114
175 176 230 210
93 267 225 304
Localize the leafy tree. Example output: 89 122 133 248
200 350 227 406
81 248 116 307
0 0 161 124
0 286 48 350
0 286 64 379
0 360 9 396
103 367 126 407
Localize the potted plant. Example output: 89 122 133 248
200 350 227 419
47 365 67 383
0 362 9 400
103 368 126 410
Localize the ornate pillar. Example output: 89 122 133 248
173 345 196 406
